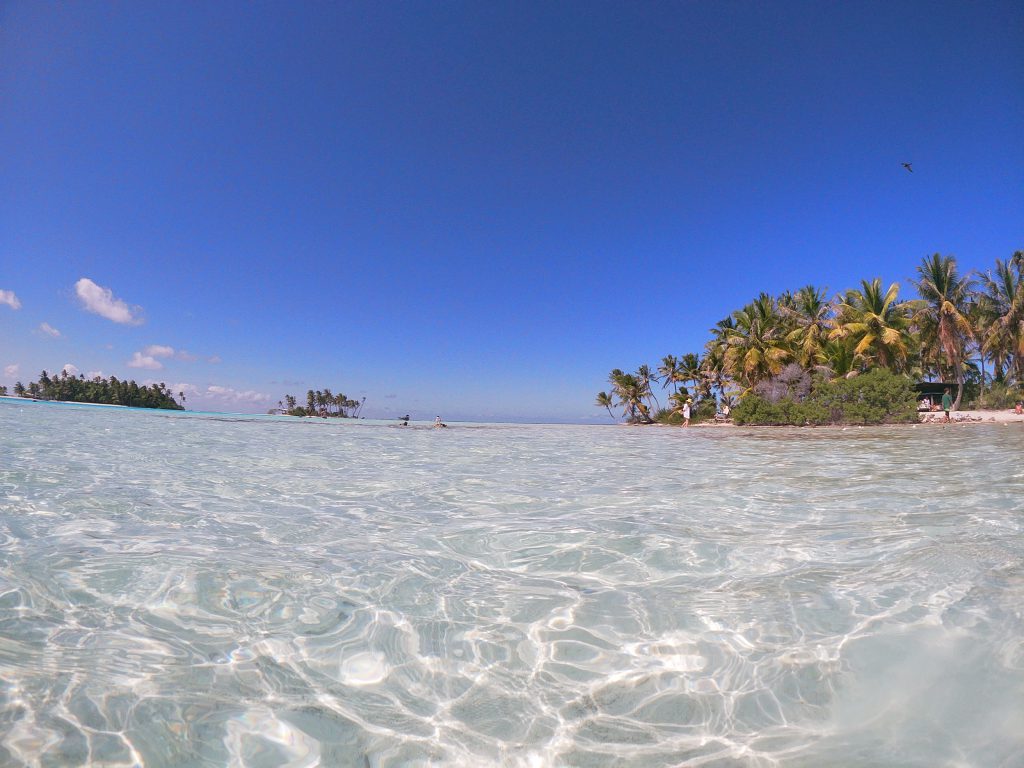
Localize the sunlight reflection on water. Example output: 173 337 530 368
1 402 1023 767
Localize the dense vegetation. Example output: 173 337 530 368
597 251 1024 425
2 370 184 409
274 390 365 418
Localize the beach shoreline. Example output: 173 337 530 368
622 408 1024 427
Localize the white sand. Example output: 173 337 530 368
920 409 1024 424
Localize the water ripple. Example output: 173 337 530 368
1 404 1023 766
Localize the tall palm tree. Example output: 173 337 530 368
658 355 682 394
830 279 915 373
636 364 661 411
911 254 975 408
608 369 652 423
780 285 833 369
679 353 703 397
594 391 615 421
977 252 1024 385
701 345 725 401
724 294 791 390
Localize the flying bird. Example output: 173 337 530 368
902 162 913 173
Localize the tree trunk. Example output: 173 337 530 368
953 367 964 410
979 356 986 407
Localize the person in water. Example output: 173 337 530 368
682 398 692 427
434 416 447 428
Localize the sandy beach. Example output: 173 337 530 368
919 408 1024 424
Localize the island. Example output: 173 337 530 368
1 370 184 410
597 252 1024 426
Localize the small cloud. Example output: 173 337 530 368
62 363 80 376
0 290 21 310
39 322 61 338
208 355 222 364
206 385 270 404
127 352 163 370
175 350 197 362
172 382 201 397
86 370 104 379
75 278 143 325
143 344 175 358
4 364 19 378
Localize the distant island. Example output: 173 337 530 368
1 370 184 410
597 252 1024 426
271 390 365 418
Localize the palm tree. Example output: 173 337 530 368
821 338 859 379
636 364 660 411
781 285 833 369
608 369 652 423
679 353 703 397
830 279 915 373
911 254 975 408
977 252 1024 385
658 355 681 394
595 391 615 421
704 317 735 395
700 344 728 402
724 294 791 390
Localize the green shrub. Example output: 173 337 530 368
735 368 917 425
978 382 1024 410
733 395 806 425
653 407 681 424
692 398 717 423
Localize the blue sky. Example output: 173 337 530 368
1 1 1021 421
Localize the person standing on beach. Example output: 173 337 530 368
682 398 692 427
941 389 953 423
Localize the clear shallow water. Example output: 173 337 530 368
1 402 1022 768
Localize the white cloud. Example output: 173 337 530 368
143 344 175 358
208 355 222 364
39 322 61 338
0 290 21 310
140 345 200 362
4 364 18 378
127 352 163 370
62 364 79 376
75 278 143 325
172 382 201 397
86 370 104 380
206 385 270 404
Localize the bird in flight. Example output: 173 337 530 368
902 162 913 173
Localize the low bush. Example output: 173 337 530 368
734 368 918 426
978 382 1024 410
